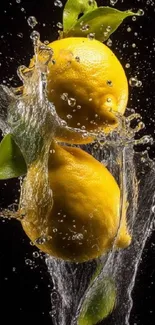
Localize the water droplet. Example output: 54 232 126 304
43 40 49 46
152 206 155 213
27 16 38 29
54 0 63 7
104 31 108 38
129 77 142 87
81 24 90 31
88 0 95 5
61 93 68 101
30 241 35 246
33 251 39 258
56 22 63 29
51 290 60 301
127 27 132 32
72 233 84 240
25 259 33 265
125 63 130 68
16 0 21 2
30 30 40 42
137 80 142 87
137 9 144 16
68 98 76 107
107 98 112 103
17 32 23 38
67 114 72 120
132 43 136 48
107 26 112 32
107 80 113 87
87 33 95 40
53 228 58 233
35 236 47 245
75 56 80 62
107 38 113 47
50 149 55 154
132 16 137 21
110 0 118 6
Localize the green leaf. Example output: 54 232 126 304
63 0 97 33
0 134 27 180
65 6 139 42
78 277 116 325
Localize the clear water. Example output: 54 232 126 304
45 148 155 325
0 23 155 325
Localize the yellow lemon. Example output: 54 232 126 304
21 141 131 262
29 37 128 143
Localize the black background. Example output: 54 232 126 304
0 0 155 324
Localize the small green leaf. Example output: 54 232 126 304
65 6 139 42
0 134 27 180
78 277 116 325
63 0 97 33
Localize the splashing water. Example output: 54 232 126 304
0 29 155 325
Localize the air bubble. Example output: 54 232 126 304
54 0 63 7
16 0 21 3
27 16 38 29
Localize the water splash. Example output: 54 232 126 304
0 31 155 325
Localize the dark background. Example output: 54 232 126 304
0 0 155 324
